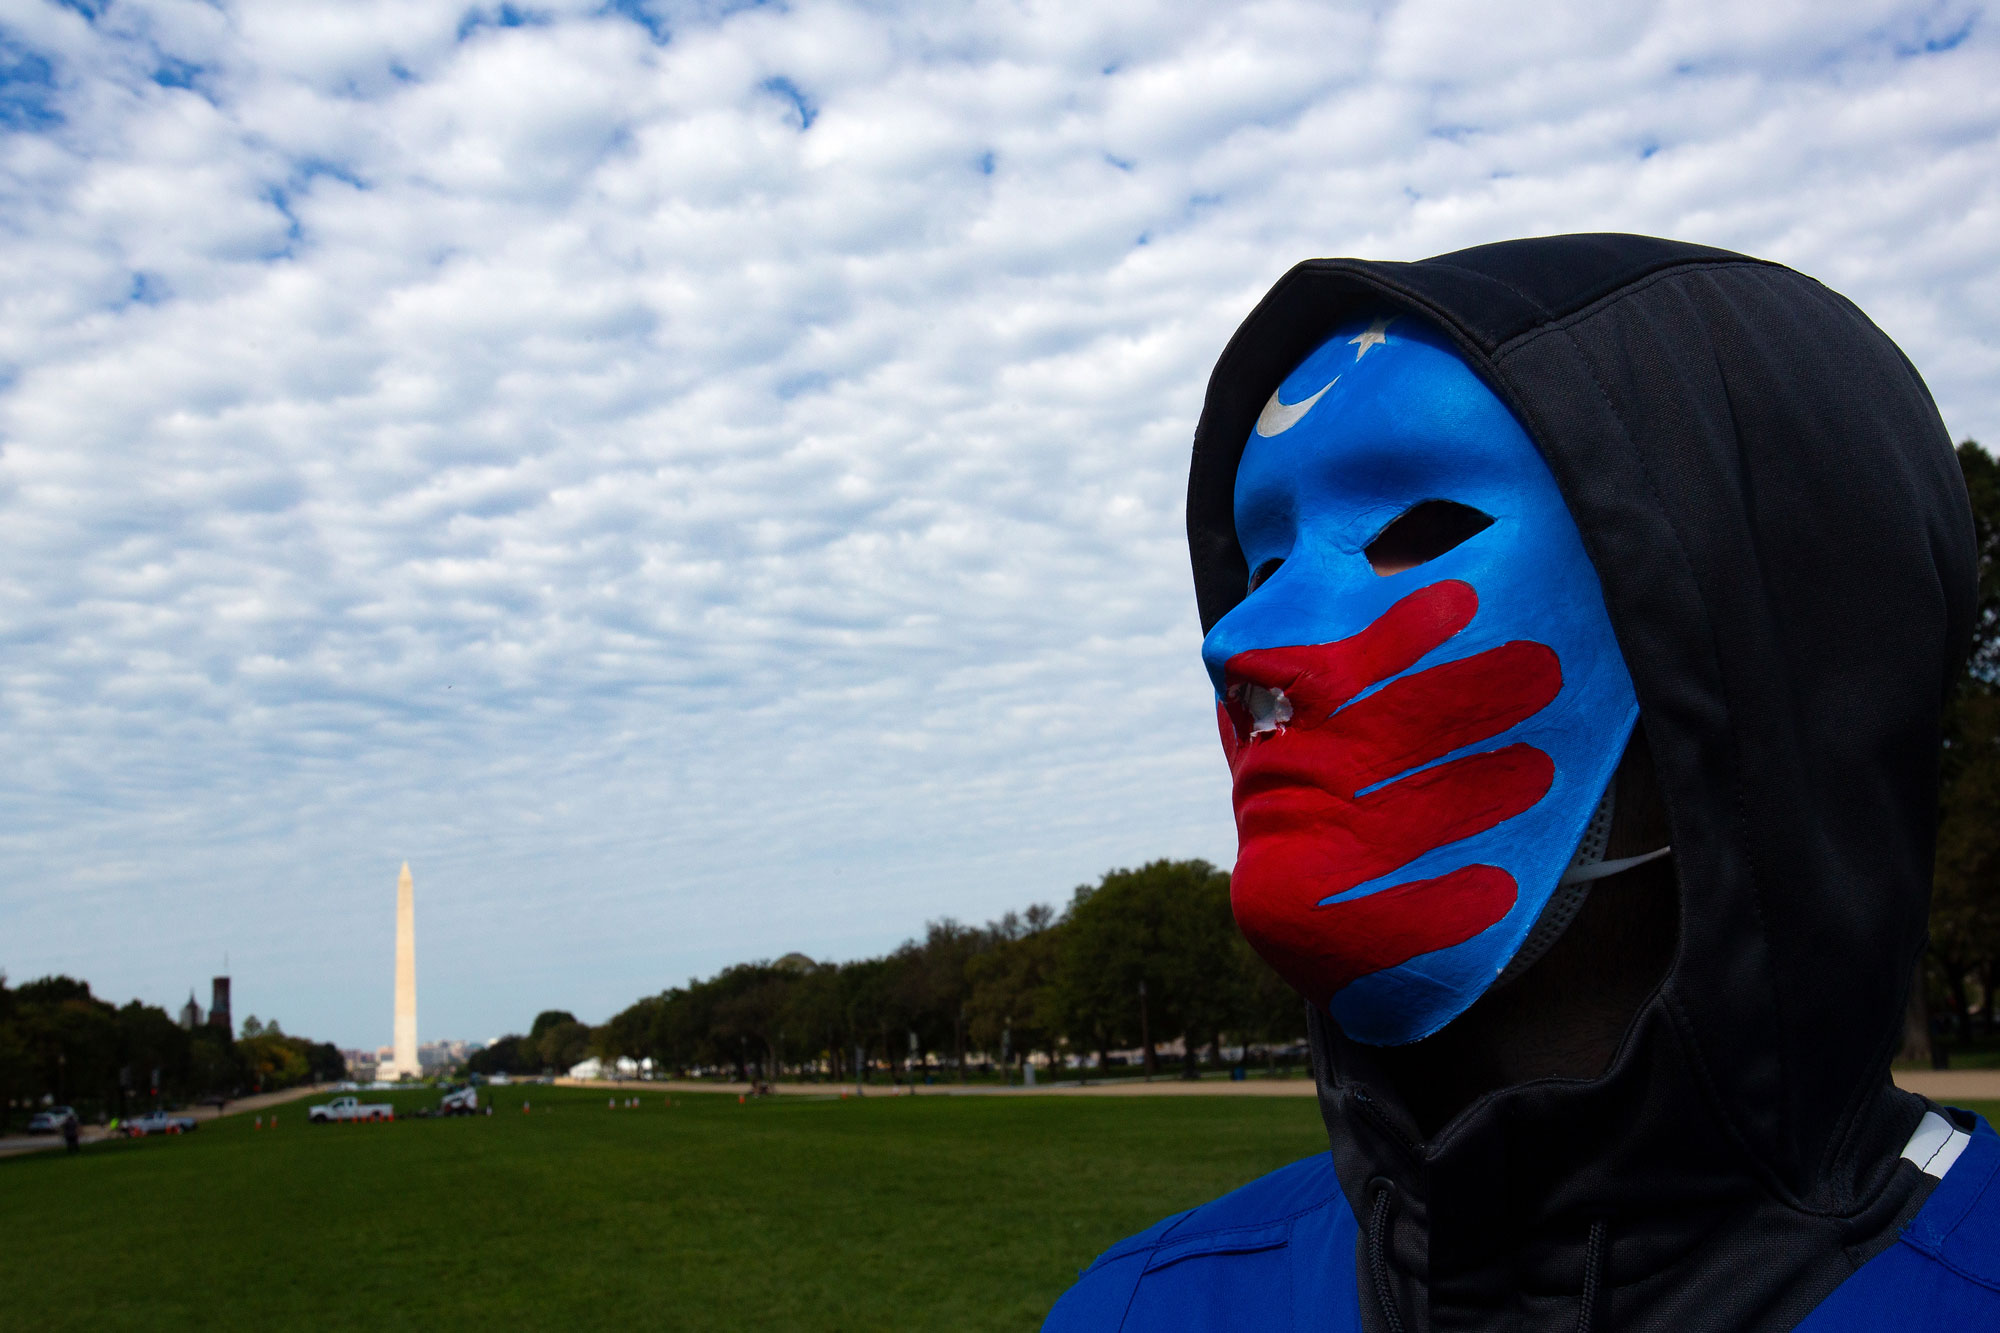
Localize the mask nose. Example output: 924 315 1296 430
1201 610 1256 696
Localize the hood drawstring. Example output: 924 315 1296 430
1368 1184 1407 1333
1577 1218 1608 1333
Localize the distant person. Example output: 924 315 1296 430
61 1112 78 1155
1047 236 1998 1330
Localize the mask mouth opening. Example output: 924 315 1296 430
1221 668 1304 747
1241 683 1293 737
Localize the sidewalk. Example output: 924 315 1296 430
565 1070 2000 1102
0 1083 338 1158
565 1075 1322 1098
1892 1070 2000 1101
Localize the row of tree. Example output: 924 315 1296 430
1924 441 2000 1050
470 859 1309 1084
0 975 344 1128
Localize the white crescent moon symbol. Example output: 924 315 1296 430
1254 376 1336 437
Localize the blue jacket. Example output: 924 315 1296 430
1047 1110 2000 1332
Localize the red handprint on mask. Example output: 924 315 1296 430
1220 580 1561 1008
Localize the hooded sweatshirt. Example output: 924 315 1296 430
1045 235 1993 1332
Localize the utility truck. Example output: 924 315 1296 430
308 1095 395 1123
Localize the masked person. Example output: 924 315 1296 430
1044 235 1997 1332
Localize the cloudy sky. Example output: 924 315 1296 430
1 0 1993 1048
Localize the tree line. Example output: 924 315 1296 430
1924 441 2000 1054
0 975 344 1128
470 859 1309 1083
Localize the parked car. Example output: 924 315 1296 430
124 1111 198 1136
26 1107 77 1134
307 1095 394 1123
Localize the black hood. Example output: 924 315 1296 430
1187 235 1976 1332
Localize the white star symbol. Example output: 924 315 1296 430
1348 317 1396 361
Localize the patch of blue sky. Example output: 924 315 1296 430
291 157 369 192
127 272 169 306
260 186 305 259
673 0 779 24
52 0 106 20
1104 152 1134 171
152 58 205 92
457 5 553 41
976 150 995 175
762 76 816 131
1892 10 1977 57
602 0 670 45
0 36 60 133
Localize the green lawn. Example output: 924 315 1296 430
11 1087 1994 1332
1 1085 1327 1331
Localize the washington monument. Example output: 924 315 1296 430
385 861 418 1080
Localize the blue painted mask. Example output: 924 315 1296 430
1202 314 1640 1045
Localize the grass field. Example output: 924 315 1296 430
0 1084 1328 1331
11 1086 1994 1331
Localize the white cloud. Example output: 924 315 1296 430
0 0 1993 1045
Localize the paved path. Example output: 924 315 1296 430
12 1072 1993 1156
1892 1070 2000 1101
0 1083 338 1158
568 1075 1320 1098
565 1070 2000 1102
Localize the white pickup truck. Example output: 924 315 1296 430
307 1095 395 1123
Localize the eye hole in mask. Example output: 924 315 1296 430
1365 499 1494 576
1248 557 1285 593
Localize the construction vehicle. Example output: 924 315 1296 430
437 1084 479 1116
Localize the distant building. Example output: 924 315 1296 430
417 1038 479 1070
179 991 204 1030
210 976 232 1036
